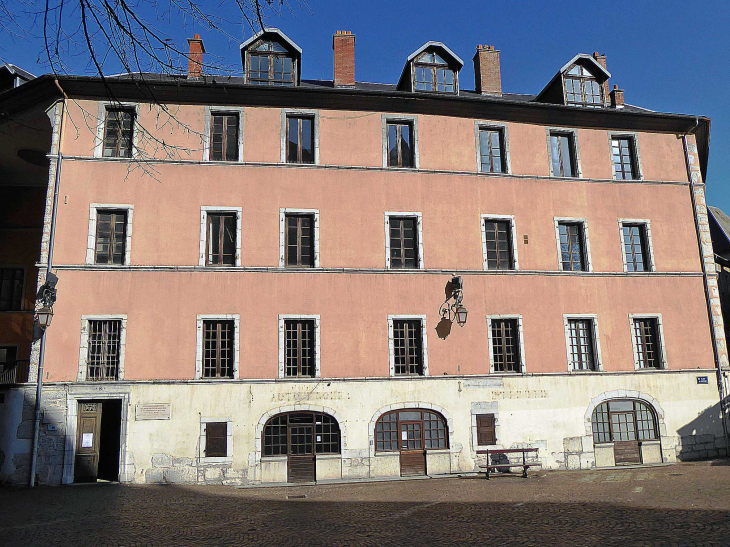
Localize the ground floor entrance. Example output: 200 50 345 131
74 399 122 482
591 399 660 465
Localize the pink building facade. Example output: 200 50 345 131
0 29 727 485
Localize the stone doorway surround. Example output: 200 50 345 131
62 386 131 484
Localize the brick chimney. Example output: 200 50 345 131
610 85 624 109
473 45 501 96
592 51 609 105
187 34 205 79
332 30 355 87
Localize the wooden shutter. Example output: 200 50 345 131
476 414 496 446
205 422 228 457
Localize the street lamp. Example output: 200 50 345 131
36 307 54 329
439 275 468 327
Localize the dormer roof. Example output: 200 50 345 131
239 27 302 86
535 53 610 105
397 41 464 91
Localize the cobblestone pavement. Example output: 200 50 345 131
2 461 730 546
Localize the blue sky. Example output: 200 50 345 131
4 0 729 210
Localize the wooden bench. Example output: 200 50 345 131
476 448 541 479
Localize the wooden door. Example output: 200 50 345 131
399 421 426 476
75 401 102 482
611 412 642 464
288 424 315 483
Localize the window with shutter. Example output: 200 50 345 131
476 414 496 446
205 422 228 457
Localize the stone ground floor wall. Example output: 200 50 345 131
1 370 727 486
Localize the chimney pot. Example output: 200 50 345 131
473 44 502 96
187 35 205 79
332 30 356 87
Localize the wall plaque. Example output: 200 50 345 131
135 403 171 420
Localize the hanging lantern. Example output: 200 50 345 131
455 305 468 327
36 307 54 329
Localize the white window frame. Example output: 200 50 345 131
199 418 234 464
629 313 667 370
86 204 134 266
554 217 593 272
388 314 428 377
608 132 644 181
278 314 321 379
203 106 245 162
279 208 320 268
384 212 424 270
618 219 655 273
480 214 519 271
195 314 240 380
94 102 141 159
474 121 511 174
281 109 320 165
77 315 127 381
486 315 526 373
199 207 243 267
546 127 582 178
563 314 603 372
471 402 501 450
382 114 419 169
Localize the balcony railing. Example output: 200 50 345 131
0 360 30 384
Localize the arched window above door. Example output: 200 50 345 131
375 409 448 451
591 399 658 444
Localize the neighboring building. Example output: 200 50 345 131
0 63 35 93
709 206 730 344
0 28 727 486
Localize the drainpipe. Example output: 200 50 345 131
682 120 730 458
29 81 66 487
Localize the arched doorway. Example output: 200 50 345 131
375 409 448 476
591 399 659 464
262 412 341 483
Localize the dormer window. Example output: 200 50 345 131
397 41 463 94
414 52 455 93
248 40 294 86
240 28 301 87
564 65 602 107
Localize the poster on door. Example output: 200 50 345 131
81 433 93 448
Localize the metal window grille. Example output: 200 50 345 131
622 224 649 272
591 400 658 443
387 122 414 167
484 220 512 270
95 210 127 265
103 108 134 157
612 137 637 179
491 319 520 372
375 409 448 452
206 213 236 266
550 133 576 177
476 414 496 446
285 320 315 377
285 214 315 267
204 422 227 457
389 217 418 269
392 319 423 375
203 320 234 378
263 412 340 456
286 116 315 164
0 268 24 311
479 129 504 173
558 222 586 271
634 318 661 369
568 319 596 371
86 320 121 381
210 114 239 161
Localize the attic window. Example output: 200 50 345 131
413 51 455 93
247 39 295 86
564 65 602 108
